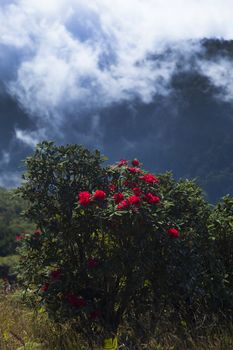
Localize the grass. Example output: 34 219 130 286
0 292 89 350
1 291 233 349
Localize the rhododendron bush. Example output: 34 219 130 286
17 141 210 346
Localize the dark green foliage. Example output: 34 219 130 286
17 142 183 341
205 196 233 314
0 187 34 256
16 142 233 348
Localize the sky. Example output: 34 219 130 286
0 0 233 200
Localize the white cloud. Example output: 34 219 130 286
198 58 233 103
0 151 10 166
1 0 233 135
15 128 44 147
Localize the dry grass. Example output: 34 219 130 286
0 292 89 350
1 291 233 350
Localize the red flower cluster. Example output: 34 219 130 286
118 159 127 167
78 191 91 205
144 193 160 204
66 294 86 307
117 195 141 209
108 183 117 192
167 228 180 238
127 167 141 173
132 159 140 166
128 195 141 206
117 200 129 210
90 309 101 319
41 282 49 292
78 190 107 205
50 269 61 281
93 190 106 201
87 258 99 269
34 229 42 236
16 235 23 241
123 181 136 188
113 193 124 203
140 173 159 184
133 187 142 196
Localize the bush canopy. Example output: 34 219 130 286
16 141 233 349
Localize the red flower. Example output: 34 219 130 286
78 191 91 205
132 159 140 166
144 193 160 204
16 235 23 241
66 294 86 307
118 159 127 167
93 190 106 201
140 173 159 184
167 228 180 238
123 181 136 188
50 269 61 281
41 282 49 292
133 187 142 196
127 167 140 173
87 258 99 269
128 195 141 206
117 200 129 210
34 229 42 236
113 193 124 203
90 309 101 319
108 183 117 192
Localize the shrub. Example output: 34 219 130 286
17 143 188 347
204 195 233 315
17 141 233 348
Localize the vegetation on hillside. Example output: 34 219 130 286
0 188 35 256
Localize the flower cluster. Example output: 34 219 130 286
66 293 86 308
78 190 107 206
78 159 162 213
16 235 23 241
139 173 159 184
50 269 62 281
144 193 160 204
16 229 43 241
78 191 92 205
118 159 128 167
167 228 180 238
127 167 141 174
78 158 179 239
113 193 124 203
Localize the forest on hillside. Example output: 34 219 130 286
0 187 34 256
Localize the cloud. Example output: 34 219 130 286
198 57 233 103
0 1 232 122
0 171 21 188
0 151 10 166
0 0 233 153
15 128 43 147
